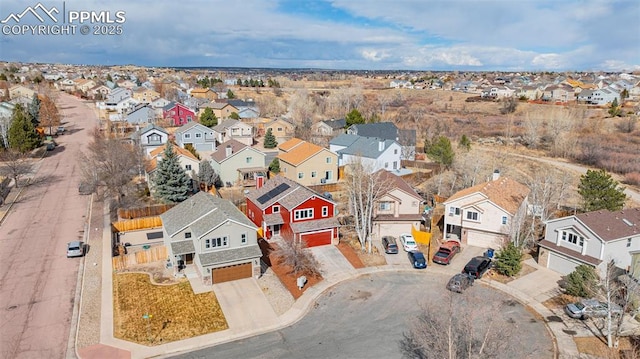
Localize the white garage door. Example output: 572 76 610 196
466 230 503 249
548 252 580 275
376 223 411 239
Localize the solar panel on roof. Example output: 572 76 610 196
256 183 290 204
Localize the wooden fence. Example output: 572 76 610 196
112 216 163 232
307 182 344 194
117 204 175 220
112 245 167 270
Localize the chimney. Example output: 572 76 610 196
256 174 264 189
492 169 500 181
225 145 232 157
378 140 385 152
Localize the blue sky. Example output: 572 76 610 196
1 0 638 71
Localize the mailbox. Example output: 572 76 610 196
297 276 307 289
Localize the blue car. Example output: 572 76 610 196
408 250 427 269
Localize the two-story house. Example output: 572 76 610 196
277 138 338 186
132 87 160 103
8 85 36 101
174 121 216 152
539 208 640 276
210 139 267 187
442 172 530 249
190 88 218 101
124 104 156 125
160 192 262 285
372 170 424 239
204 102 239 119
163 102 195 126
146 143 200 185
312 118 346 137
212 119 254 146
245 176 339 247
346 122 416 160
329 134 402 173
263 118 295 144
130 124 169 155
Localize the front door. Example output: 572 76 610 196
272 224 281 235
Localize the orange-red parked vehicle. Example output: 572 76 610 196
432 240 461 265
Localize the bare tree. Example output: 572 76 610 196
343 160 391 253
525 168 573 242
522 112 544 148
39 94 61 136
0 150 33 188
271 227 321 278
599 261 640 349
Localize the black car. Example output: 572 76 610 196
408 250 427 269
462 256 492 279
381 236 399 254
446 273 474 293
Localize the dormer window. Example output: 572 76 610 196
272 205 280 213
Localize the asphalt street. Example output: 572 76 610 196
172 272 554 359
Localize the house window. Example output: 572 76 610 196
277 127 282 132
205 236 228 249
272 205 280 213
311 171 317 178
294 208 314 220
627 238 632 248
393 161 398 169
184 133 191 139
241 233 247 244
298 172 304 179
394 149 398 154
325 171 332 180
322 206 328 217
449 207 460 215
246 156 252 163
384 162 389 168
326 157 332 164
195 133 202 138
501 216 508 225
561 231 584 247
184 232 192 239
185 164 192 171
466 211 479 221
379 202 391 211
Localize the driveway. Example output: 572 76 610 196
508 258 563 302
309 245 356 281
213 278 277 333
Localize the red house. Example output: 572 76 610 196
162 101 195 126
245 176 339 247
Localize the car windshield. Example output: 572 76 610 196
69 246 80 251
406 240 416 245
573 303 585 310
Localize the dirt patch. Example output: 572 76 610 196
336 241 365 269
342 238 387 267
574 336 636 358
269 256 323 299
542 293 579 310
486 262 537 284
116 262 179 285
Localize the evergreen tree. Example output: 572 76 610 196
8 104 40 153
263 128 278 148
28 94 41 126
563 264 598 298
608 98 622 117
198 159 220 190
458 134 471 151
199 107 218 127
236 78 242 86
269 158 280 173
227 89 236 99
153 142 191 203
425 136 454 169
345 108 365 127
106 73 113 82
493 242 523 277
229 112 240 120
578 169 626 212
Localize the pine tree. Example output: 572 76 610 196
269 158 280 173
8 104 40 153
493 242 523 277
229 112 240 120
153 142 191 203
198 159 220 190
345 108 365 126
263 128 278 148
425 136 454 169
199 107 218 127
28 94 40 126
458 134 471 151
227 89 236 99
578 169 626 211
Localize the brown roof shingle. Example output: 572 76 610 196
446 176 530 215
576 207 640 242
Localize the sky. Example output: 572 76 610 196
0 0 639 71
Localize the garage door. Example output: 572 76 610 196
212 262 252 284
301 230 332 247
548 252 580 275
466 230 504 249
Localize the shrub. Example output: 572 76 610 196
493 242 523 277
563 264 598 298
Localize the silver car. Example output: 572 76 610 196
66 241 85 258
564 299 622 319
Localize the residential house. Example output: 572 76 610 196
56 79 76 91
8 85 35 100
163 102 195 126
312 118 346 137
130 124 168 155
210 139 267 187
227 99 260 118
277 138 338 186
106 87 133 103
329 134 402 173
516 86 541 100
74 79 96 93
174 121 216 152
89 84 111 100
245 176 339 246
124 104 156 125
550 85 574 103
589 88 621 106
390 80 412 89
132 87 160 103
442 171 530 249
160 192 262 285
150 97 171 118
147 143 200 184
538 208 640 276
346 122 416 161
202 102 238 119
263 118 295 143
212 119 254 146
372 170 424 239
116 79 136 89
190 87 218 101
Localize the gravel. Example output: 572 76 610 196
257 268 295 316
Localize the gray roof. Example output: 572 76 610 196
130 123 168 140
348 122 398 141
174 121 210 135
290 217 340 234
199 244 262 267
321 118 346 129
171 240 195 255
160 192 256 238
329 133 360 147
212 119 239 132
245 176 334 211
336 136 397 159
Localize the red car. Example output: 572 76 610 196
432 241 461 265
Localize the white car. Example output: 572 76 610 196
399 233 418 251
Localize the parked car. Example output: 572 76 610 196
66 241 85 258
462 256 492 279
564 299 623 320
399 233 418 252
432 240 461 265
381 236 399 254
408 250 427 269
56 126 65 135
447 273 475 293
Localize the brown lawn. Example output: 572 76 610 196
574 336 638 358
542 293 579 310
486 262 537 284
342 237 387 267
336 240 365 269
112 273 227 345
269 254 323 299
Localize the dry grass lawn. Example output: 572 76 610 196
574 336 638 358
542 293 579 310
113 273 228 345
486 262 537 284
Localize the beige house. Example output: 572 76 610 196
74 79 96 93
190 88 218 101
146 143 200 185
132 87 160 103
204 102 238 119
210 139 267 187
212 119 254 146
264 118 295 143
372 170 424 239
278 138 338 186
9 85 35 100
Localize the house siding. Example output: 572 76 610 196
215 148 266 185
